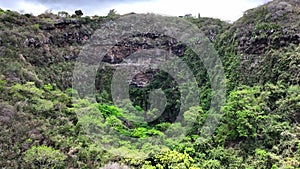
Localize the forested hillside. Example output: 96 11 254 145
0 0 299 168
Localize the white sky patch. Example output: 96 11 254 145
0 0 272 21
19 1 48 14
0 0 48 15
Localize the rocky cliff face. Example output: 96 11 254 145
215 0 300 87
0 11 95 88
1 0 299 92
234 0 300 55
99 33 187 87
0 10 226 90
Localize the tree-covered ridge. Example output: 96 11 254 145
0 0 300 168
214 0 300 88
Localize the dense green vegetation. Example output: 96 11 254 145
0 0 299 168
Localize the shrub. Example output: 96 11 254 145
216 86 268 144
0 79 7 92
143 150 199 169
33 23 39 31
23 145 66 168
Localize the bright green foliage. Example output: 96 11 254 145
24 145 66 168
11 82 44 99
33 23 39 31
8 81 70 117
217 86 267 144
142 150 199 169
131 127 163 138
0 79 6 92
43 84 54 91
98 104 123 118
132 127 148 138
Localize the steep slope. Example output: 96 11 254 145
0 9 229 168
0 10 97 89
0 1 300 168
215 0 300 88
0 9 228 90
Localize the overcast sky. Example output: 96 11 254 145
0 0 272 22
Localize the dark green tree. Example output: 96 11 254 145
75 10 83 17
